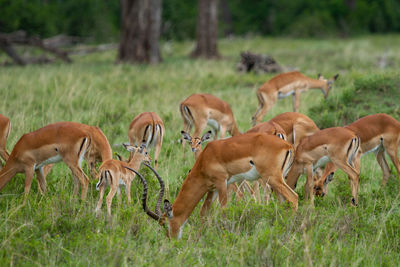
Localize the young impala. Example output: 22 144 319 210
252 72 339 126
129 112 164 169
314 113 400 197
134 132 298 239
0 122 92 199
95 143 151 216
0 114 11 164
180 93 240 149
286 127 361 206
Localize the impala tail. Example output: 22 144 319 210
347 136 360 169
180 104 194 128
96 170 112 190
282 147 294 178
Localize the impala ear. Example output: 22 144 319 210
332 74 339 81
317 73 322 79
324 172 335 185
114 152 123 161
181 131 192 142
123 143 138 152
163 199 173 218
201 131 212 142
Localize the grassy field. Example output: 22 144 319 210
1 35 400 266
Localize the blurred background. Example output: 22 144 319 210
1 0 399 42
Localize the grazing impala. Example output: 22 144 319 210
0 114 11 164
180 94 240 148
136 132 298 239
252 72 339 126
95 143 151 216
180 129 256 202
0 122 92 199
129 112 164 169
314 113 400 197
286 127 361 206
269 112 320 149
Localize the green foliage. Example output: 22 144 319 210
0 36 400 265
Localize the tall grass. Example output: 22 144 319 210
1 35 400 265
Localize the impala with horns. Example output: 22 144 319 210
0 122 92 199
252 71 339 126
180 94 240 150
314 113 400 197
136 132 298 239
0 114 11 164
286 127 361 206
96 143 150 216
129 112 164 169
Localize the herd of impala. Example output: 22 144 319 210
1 70 400 239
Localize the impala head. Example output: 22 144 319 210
318 73 339 98
122 143 151 164
313 171 335 197
181 130 212 153
124 163 173 237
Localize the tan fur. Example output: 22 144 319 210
180 94 240 148
129 112 164 169
315 113 400 197
157 133 298 238
252 71 338 126
286 127 361 206
95 145 150 216
0 122 92 200
0 114 11 164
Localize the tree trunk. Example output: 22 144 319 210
191 0 220 59
117 0 162 64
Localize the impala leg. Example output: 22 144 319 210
267 175 298 210
153 138 162 170
285 162 304 190
126 179 132 203
216 182 228 209
106 185 118 217
385 143 400 186
252 91 277 126
35 168 47 194
23 166 35 198
305 164 315 205
200 191 214 217
376 148 390 185
292 91 301 112
332 160 360 206
66 162 89 200
95 184 105 215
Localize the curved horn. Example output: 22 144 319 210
124 166 160 221
143 162 165 216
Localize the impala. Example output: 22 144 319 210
252 71 339 126
314 113 400 197
181 130 257 202
180 94 240 149
0 122 92 199
0 114 11 164
129 112 164 169
95 143 151 216
44 122 113 179
286 127 361 206
136 132 298 239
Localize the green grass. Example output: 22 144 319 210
1 35 400 266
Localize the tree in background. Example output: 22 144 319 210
191 0 220 59
117 0 162 64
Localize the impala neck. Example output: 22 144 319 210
0 160 19 191
231 123 241 136
306 78 328 96
169 170 208 237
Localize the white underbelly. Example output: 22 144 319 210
207 119 220 131
227 165 259 184
363 144 381 156
35 154 63 170
313 155 330 171
278 90 295 99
